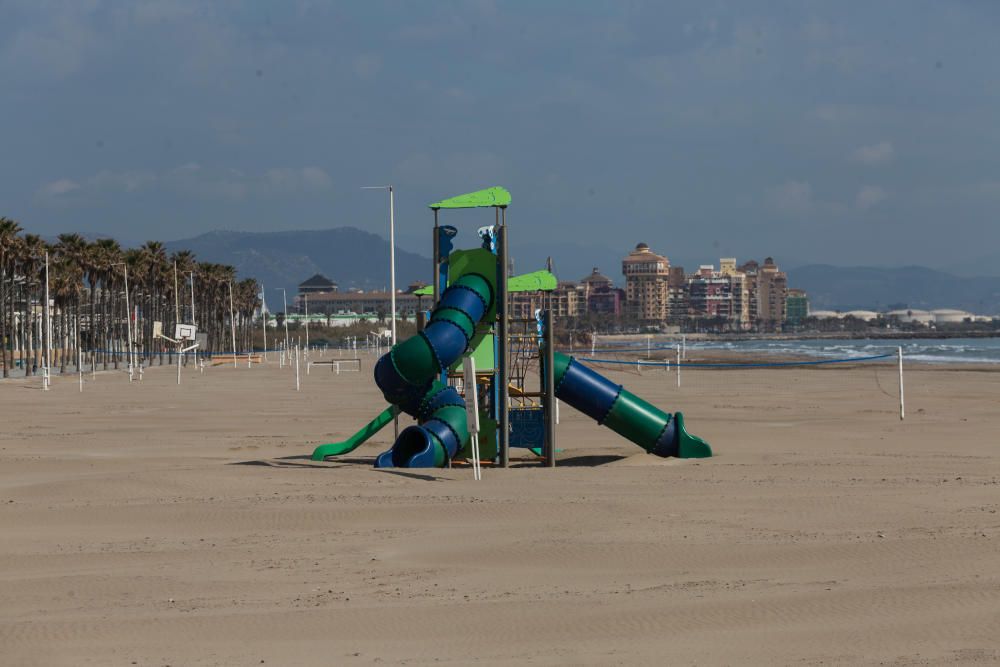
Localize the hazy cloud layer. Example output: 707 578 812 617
3 1 999 271
852 141 894 166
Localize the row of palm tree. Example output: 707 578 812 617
0 217 262 378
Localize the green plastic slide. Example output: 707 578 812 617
311 405 399 460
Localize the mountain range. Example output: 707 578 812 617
785 264 1000 314
162 227 1000 315
164 228 431 304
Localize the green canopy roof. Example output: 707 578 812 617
413 269 556 297
428 186 511 210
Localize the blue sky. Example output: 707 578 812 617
3 0 999 275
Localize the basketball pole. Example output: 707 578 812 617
228 281 237 368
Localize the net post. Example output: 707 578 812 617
676 343 681 388
897 346 904 420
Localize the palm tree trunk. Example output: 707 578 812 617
7 269 16 377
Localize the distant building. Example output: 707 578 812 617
785 289 809 325
931 309 972 324
551 281 584 318
886 309 934 324
622 243 670 323
687 262 749 331
666 266 688 324
580 268 623 317
741 257 787 332
844 310 880 322
297 274 338 295
295 290 419 317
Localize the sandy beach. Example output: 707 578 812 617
2 354 999 665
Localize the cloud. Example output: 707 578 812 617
352 54 382 80
766 180 813 214
36 179 81 199
263 167 334 194
0 8 102 81
35 165 333 206
852 141 894 165
393 152 505 187
856 185 888 209
89 169 156 192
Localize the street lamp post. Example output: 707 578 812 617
112 262 134 382
184 271 196 326
362 184 398 438
260 283 268 362
228 281 237 368
362 185 397 345
275 287 290 354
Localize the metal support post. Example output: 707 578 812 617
498 208 510 468
898 346 905 420
543 303 556 468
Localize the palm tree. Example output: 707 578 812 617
19 234 47 375
94 238 123 369
55 234 89 368
138 241 168 364
0 217 24 377
50 255 83 374
0 219 274 379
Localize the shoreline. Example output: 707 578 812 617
599 330 1000 342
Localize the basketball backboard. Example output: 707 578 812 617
175 324 197 341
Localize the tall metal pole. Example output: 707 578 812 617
388 186 399 439
304 294 309 351
228 281 238 368
388 185 397 346
261 283 268 362
543 298 556 468
278 288 290 353
44 251 51 390
173 262 180 324
432 209 440 307
188 272 196 325
122 264 133 382
174 262 181 382
898 346 905 420
498 207 510 467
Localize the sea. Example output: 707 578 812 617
591 337 1000 365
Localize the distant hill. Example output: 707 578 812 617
165 228 430 303
788 264 1000 314
161 228 1000 316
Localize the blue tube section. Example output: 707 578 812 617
374 354 427 416
423 320 468 370
651 417 678 457
438 285 487 323
555 357 621 425
374 273 492 468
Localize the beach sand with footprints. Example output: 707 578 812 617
2 355 999 665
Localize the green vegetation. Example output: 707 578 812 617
0 216 261 378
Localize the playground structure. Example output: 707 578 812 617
311 186 711 468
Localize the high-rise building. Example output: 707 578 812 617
785 289 808 326
580 268 623 317
687 261 750 331
666 266 688 324
622 243 670 323
743 257 788 331
551 281 584 318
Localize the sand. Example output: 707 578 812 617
1 354 999 665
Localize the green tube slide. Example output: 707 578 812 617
552 352 711 458
372 252 497 468
311 405 399 460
